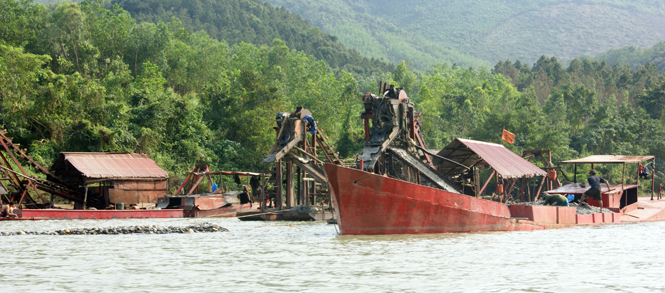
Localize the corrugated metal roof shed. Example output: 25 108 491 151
433 138 547 179
560 155 655 164
62 152 169 179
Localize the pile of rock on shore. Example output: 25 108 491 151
0 222 228 236
511 200 614 215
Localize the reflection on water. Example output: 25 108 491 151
1 218 664 292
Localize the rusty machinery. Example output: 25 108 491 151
171 164 270 201
0 129 81 208
263 106 341 212
358 82 461 193
355 82 554 203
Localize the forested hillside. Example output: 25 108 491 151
265 0 665 67
589 41 665 72
106 0 396 78
3 0 665 193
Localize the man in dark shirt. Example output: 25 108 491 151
579 170 611 212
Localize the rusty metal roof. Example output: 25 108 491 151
62 152 169 179
559 155 655 164
433 138 547 179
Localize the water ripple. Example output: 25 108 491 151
1 219 664 292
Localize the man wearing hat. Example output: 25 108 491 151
579 170 611 212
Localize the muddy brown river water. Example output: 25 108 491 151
1 218 664 292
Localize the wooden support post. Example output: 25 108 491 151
505 178 518 203
520 178 526 202
276 161 282 209
473 167 480 198
651 158 656 200
286 161 294 208
622 162 626 194
260 177 267 212
478 170 496 196
297 168 302 206
303 173 309 206
636 162 640 187
312 131 317 157
495 172 501 197
534 176 547 201
83 184 89 210
574 164 577 183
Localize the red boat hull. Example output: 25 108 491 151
17 209 183 220
324 164 558 235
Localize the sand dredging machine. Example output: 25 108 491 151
235 106 340 221
321 82 665 235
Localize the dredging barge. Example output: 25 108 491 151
157 165 268 218
324 82 665 235
236 107 338 221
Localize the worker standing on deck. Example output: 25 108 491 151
543 194 569 206
579 170 611 212
0 201 17 218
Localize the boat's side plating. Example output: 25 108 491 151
18 209 183 220
324 164 555 235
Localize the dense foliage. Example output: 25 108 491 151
2 0 665 193
106 0 394 78
263 0 665 67
0 0 366 183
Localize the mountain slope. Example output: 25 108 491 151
265 0 665 67
109 0 397 76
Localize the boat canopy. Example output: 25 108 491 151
433 138 547 179
559 155 655 164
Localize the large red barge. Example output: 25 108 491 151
325 164 665 235
324 82 665 235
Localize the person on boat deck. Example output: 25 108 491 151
579 170 611 208
543 194 569 206
1 201 18 218
639 163 649 179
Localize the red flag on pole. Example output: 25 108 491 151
502 129 515 144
